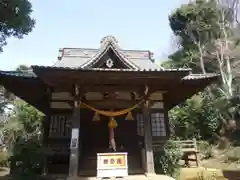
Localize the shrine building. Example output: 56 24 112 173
0 36 218 178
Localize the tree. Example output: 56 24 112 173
167 0 240 146
1 100 45 179
1 99 43 149
169 0 221 73
16 65 31 71
0 65 40 148
0 0 35 52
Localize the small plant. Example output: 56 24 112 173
9 137 45 180
154 140 182 178
0 151 9 167
198 141 213 159
197 170 217 180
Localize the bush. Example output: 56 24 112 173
154 140 182 178
9 137 45 180
0 151 9 167
198 141 213 159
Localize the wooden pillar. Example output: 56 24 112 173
142 101 155 176
163 95 171 139
68 84 81 178
42 87 51 174
42 115 49 174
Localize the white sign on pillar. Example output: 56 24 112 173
70 128 79 149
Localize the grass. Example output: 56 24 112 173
180 168 228 180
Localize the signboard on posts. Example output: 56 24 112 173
97 152 128 178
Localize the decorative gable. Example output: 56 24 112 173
81 36 139 69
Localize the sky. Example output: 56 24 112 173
0 0 187 70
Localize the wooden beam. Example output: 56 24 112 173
51 83 150 94
42 75 179 93
34 68 189 83
50 100 157 109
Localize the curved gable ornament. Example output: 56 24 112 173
100 35 119 46
80 35 139 69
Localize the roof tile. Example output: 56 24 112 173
0 71 37 78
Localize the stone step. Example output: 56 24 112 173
78 168 144 176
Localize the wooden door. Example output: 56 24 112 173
81 109 109 155
115 117 139 154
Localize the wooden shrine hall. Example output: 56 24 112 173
0 36 218 178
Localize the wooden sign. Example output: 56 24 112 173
97 152 128 178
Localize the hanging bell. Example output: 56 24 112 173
108 117 118 128
125 111 134 120
92 112 100 121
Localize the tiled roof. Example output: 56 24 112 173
54 35 163 70
0 71 37 78
54 55 162 69
0 68 219 82
183 73 219 80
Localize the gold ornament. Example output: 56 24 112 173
108 117 118 128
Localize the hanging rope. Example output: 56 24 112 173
81 98 145 117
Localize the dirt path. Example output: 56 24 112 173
0 168 9 180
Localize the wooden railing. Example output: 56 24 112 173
175 139 199 167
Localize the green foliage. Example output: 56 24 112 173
167 0 234 73
10 137 44 180
2 100 43 148
169 0 221 47
13 100 43 134
0 151 9 167
170 93 220 140
166 48 218 73
197 170 218 180
198 141 213 159
154 140 182 178
0 0 35 52
1 100 44 179
166 0 240 144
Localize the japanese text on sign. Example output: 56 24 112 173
101 155 126 167
97 152 128 178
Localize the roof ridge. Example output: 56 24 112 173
183 73 219 80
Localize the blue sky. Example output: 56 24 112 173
1 0 186 70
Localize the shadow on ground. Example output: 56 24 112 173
223 170 240 180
